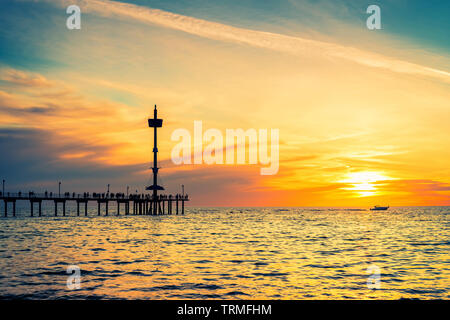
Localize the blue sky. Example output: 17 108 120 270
114 0 450 52
1 0 449 72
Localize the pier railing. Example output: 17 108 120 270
0 192 188 201
0 191 189 217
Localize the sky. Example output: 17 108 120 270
0 0 449 206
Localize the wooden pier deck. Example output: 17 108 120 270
0 192 188 217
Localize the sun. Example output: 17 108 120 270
338 171 392 197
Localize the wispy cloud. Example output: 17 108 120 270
0 68 54 87
42 0 450 82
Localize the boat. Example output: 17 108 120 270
370 205 389 211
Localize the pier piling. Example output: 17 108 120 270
0 193 188 218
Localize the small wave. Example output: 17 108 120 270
192 259 213 264
228 260 245 264
402 288 447 294
253 272 289 277
112 261 133 265
125 271 152 277
39 270 69 276
304 264 342 269
409 241 450 246
193 283 223 290
225 291 250 296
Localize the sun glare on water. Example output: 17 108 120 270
339 171 392 197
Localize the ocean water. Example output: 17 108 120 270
0 204 448 299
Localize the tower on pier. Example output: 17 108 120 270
146 105 164 198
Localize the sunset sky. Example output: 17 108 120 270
0 0 449 206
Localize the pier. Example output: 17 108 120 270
0 192 188 217
0 105 189 217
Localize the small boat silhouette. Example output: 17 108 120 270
370 205 389 211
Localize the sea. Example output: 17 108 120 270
0 204 448 299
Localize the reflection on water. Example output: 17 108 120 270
0 205 448 299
